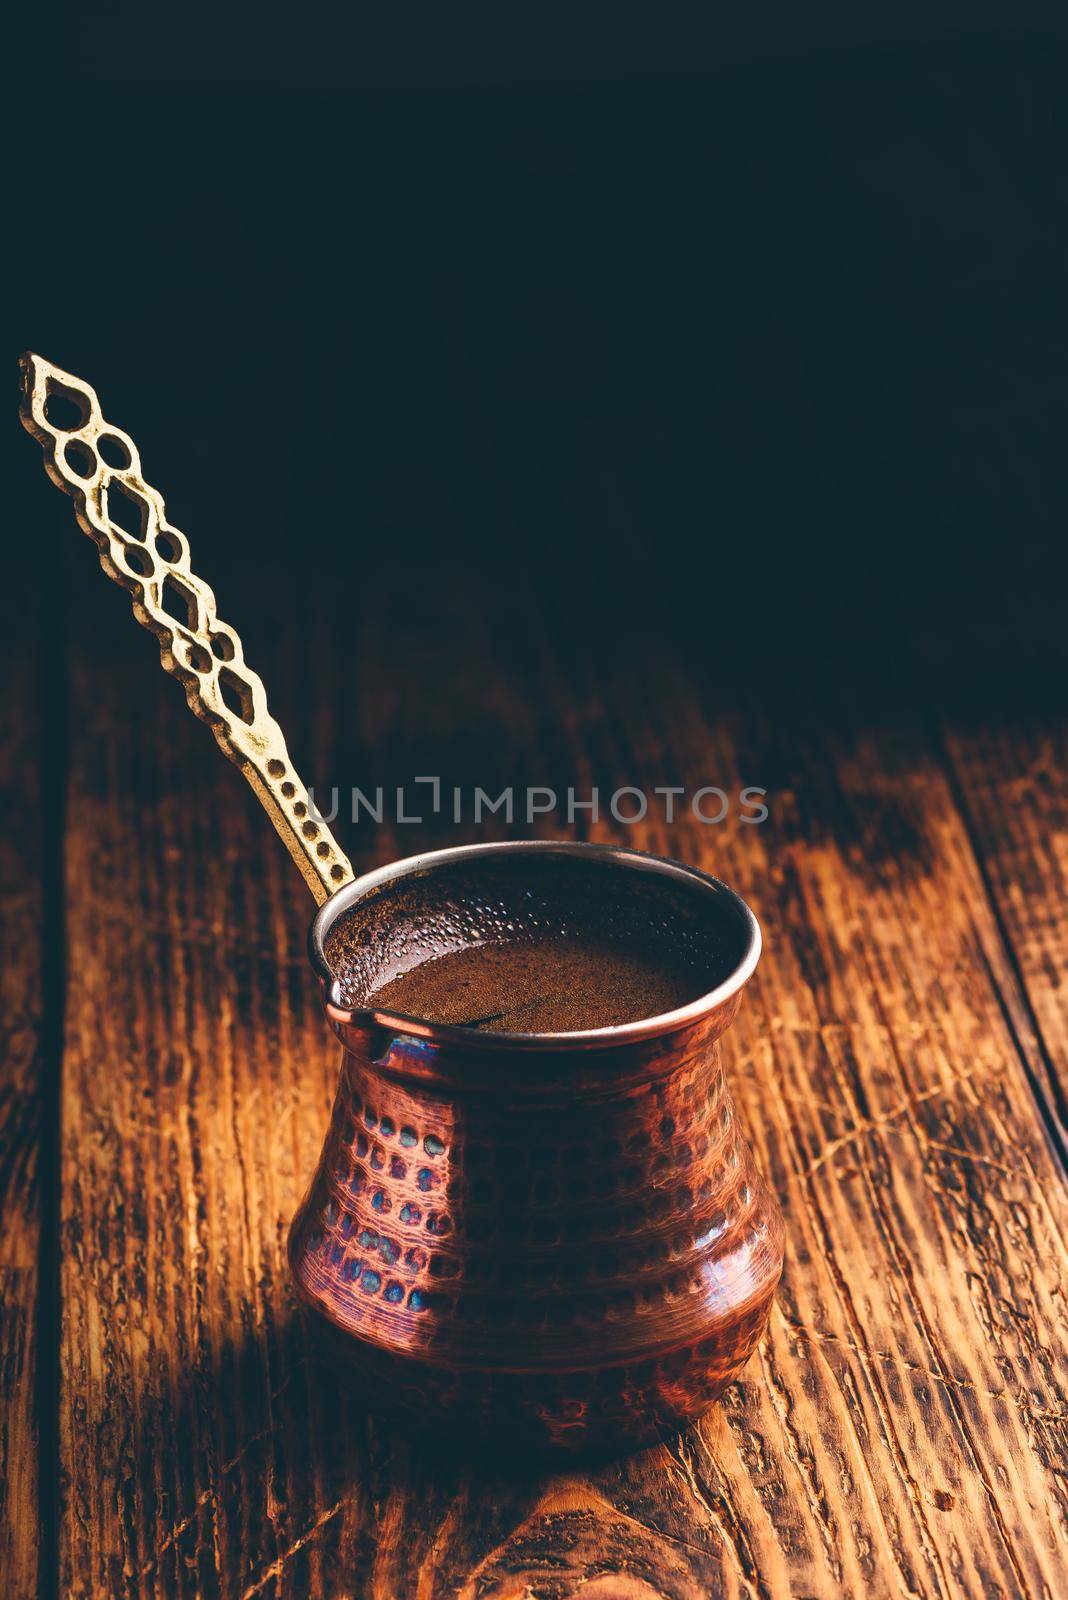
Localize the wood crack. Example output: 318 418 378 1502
778 1299 1068 1421
934 720 1068 1173
658 1433 763 1598
239 1496 348 1599
800 1061 996 1181
754 983 956 1600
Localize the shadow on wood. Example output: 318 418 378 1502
126 1305 735 1598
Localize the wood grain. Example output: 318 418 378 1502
0 544 48 1599
42 537 1068 1597
941 715 1068 1143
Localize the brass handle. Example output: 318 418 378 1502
19 352 354 905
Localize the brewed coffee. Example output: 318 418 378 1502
324 852 747 1032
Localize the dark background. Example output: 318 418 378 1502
10 4 1068 753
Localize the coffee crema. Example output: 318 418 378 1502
323 853 748 1033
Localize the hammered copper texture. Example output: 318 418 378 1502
290 999 785 1454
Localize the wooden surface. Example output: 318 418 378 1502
2 519 1066 1600
0 546 48 1596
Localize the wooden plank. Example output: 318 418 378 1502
58 568 339 1596
607 669 1068 1599
57 518 1068 1596
941 715 1068 1140
0 585 47 1593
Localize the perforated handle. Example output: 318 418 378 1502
19 352 354 905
